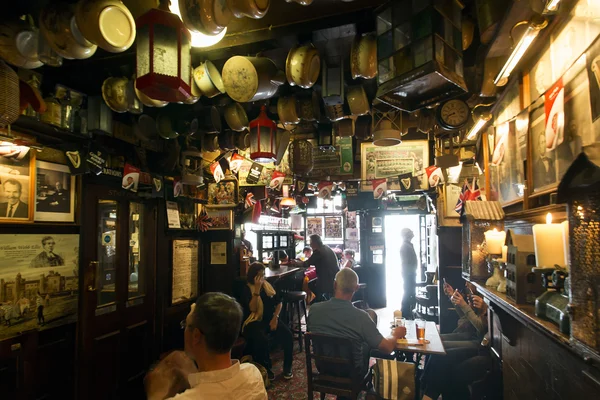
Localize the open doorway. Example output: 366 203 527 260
384 214 421 308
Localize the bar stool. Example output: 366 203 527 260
282 290 308 352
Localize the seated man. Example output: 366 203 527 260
307 268 406 378
145 292 267 400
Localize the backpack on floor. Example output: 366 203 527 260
372 358 415 400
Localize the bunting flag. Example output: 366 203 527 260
455 178 482 215
426 165 444 187
210 161 225 183
122 163 140 192
398 172 416 193
317 181 333 199
372 178 387 199
229 153 245 174
269 170 286 191
245 192 256 209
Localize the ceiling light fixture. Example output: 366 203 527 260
168 1 226 48
494 16 548 87
466 104 493 141
544 0 561 13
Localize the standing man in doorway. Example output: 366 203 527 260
400 228 417 319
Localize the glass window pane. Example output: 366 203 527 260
97 200 118 309
378 30 394 60
394 22 412 51
378 57 395 84
376 8 392 36
128 202 144 301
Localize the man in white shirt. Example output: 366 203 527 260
145 292 267 400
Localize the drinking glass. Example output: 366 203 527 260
416 319 426 340
394 317 405 328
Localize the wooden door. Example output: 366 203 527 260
362 210 387 308
79 184 157 399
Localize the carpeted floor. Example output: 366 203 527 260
266 341 367 400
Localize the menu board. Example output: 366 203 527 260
171 240 199 305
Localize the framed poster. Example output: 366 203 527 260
361 141 429 191
210 242 227 265
238 154 292 187
0 234 79 340
324 216 343 239
0 149 34 222
205 208 233 230
306 217 323 237
171 240 198 305
207 179 238 207
444 183 462 218
34 161 76 222
490 120 523 205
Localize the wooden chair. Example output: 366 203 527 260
304 332 371 399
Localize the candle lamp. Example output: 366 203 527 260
532 213 568 269
483 228 507 292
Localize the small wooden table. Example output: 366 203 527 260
394 321 446 356
264 265 300 281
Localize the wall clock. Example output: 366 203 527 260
437 99 470 130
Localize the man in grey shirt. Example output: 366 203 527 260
307 268 406 378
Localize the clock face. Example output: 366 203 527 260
439 100 470 129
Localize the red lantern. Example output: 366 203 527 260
136 8 191 103
249 105 277 163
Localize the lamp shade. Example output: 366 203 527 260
249 105 277 163
136 8 192 103
373 120 401 146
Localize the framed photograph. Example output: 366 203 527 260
490 120 523 205
205 208 233 230
0 149 34 222
361 141 429 191
34 161 75 222
0 234 79 340
207 179 238 207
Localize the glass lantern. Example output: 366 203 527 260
375 0 466 111
136 8 192 103
249 105 277 163
180 147 204 185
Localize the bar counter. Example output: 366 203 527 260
469 280 600 399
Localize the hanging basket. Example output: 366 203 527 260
0 61 20 128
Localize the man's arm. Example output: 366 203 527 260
145 351 197 400
360 313 406 354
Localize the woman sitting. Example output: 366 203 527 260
241 262 293 381
341 248 356 269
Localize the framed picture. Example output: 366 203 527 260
205 208 233 230
0 149 35 222
171 240 199 305
34 161 75 222
490 120 524 205
207 179 238 207
0 234 79 340
361 141 429 191
324 216 343 239
306 217 323 237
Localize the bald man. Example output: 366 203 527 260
307 268 406 378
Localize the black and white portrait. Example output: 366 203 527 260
34 161 75 222
0 148 33 221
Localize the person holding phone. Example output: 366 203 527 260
442 280 488 349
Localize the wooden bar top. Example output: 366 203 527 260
470 281 570 347
264 265 300 280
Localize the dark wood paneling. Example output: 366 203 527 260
436 226 462 333
481 284 600 399
92 330 121 399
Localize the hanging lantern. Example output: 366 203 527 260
288 139 313 176
249 105 277 163
136 8 192 103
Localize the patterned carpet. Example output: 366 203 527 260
266 341 367 400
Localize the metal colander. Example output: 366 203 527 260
0 60 19 127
